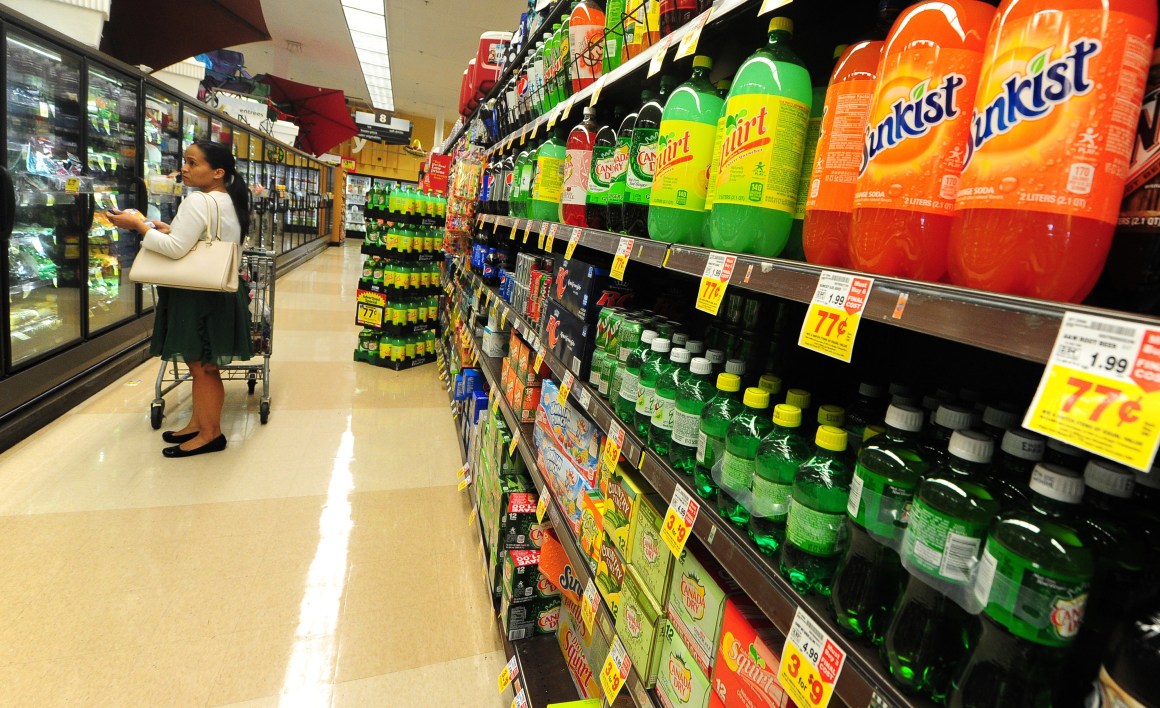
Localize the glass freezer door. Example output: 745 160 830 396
85 65 140 332
182 106 209 149
5 31 86 368
142 90 180 312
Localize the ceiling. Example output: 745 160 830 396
228 0 518 121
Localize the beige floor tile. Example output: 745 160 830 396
331 649 508 707
207 625 338 707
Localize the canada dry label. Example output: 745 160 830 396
751 475 792 521
626 127 660 202
785 498 844 556
562 148 594 206
651 119 718 212
846 464 917 543
713 93 809 214
955 11 1155 222
808 79 876 213
532 155 564 203
903 498 988 584
608 140 633 206
588 144 619 204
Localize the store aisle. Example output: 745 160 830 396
0 241 505 707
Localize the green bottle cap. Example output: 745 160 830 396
693 55 713 70
758 374 782 395
743 387 770 409
786 388 811 410
816 425 847 452
768 16 793 34
772 404 801 428
716 373 741 393
818 404 845 427
1083 460 1135 499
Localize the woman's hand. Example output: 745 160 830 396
150 220 172 234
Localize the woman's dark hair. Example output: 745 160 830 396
192 140 250 238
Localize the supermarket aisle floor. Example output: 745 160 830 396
0 240 506 707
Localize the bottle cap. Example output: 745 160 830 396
921 394 941 413
725 358 746 376
651 337 671 353
863 425 887 442
1084 459 1135 499
686 340 705 355
885 404 924 433
693 55 713 70
786 388 811 410
892 393 921 407
744 387 770 409
858 382 885 398
1047 438 1086 458
759 373 783 395
890 381 916 398
1136 467 1160 491
670 347 691 364
715 79 731 91
706 349 725 365
689 357 712 376
641 329 657 345
583 106 595 119
1030 464 1085 505
1001 429 1045 462
833 44 849 59
717 373 741 393
773 404 801 428
983 403 1020 431
948 430 994 464
935 404 973 431
818 404 845 427
672 332 689 346
816 425 848 452
768 16 793 34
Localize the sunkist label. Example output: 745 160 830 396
856 48 981 215
714 94 809 214
651 120 718 212
808 78 876 213
626 127 660 202
562 147 593 206
955 11 1155 222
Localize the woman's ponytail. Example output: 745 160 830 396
193 140 250 238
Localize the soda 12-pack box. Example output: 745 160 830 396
537 378 603 487
500 590 561 641
628 492 676 610
604 463 647 562
557 602 607 700
551 253 633 322
656 621 713 708
709 598 793 708
542 297 595 378
617 565 669 689
667 545 744 677
594 529 627 621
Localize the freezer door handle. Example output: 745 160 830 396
0 167 14 239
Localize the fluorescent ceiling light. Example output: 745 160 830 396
341 0 394 111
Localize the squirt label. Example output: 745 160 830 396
714 95 809 214
856 52 980 215
955 12 1155 222
651 121 718 212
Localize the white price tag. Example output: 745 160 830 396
778 608 847 708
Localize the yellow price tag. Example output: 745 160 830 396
558 370 575 405
547 107 560 130
533 346 545 375
520 131 526 146
544 222 559 252
522 220 533 244
458 478 469 491
600 636 631 702
675 8 714 59
778 608 847 708
537 227 546 251
531 122 539 140
509 220 518 240
601 421 625 473
695 252 737 316
611 238 633 281
457 464 469 480
647 36 671 78
492 395 501 416
660 484 700 558
798 272 874 364
565 226 582 260
65 177 82 194
468 507 477 526
760 0 793 15
590 77 605 107
536 484 550 523
498 656 519 693
580 579 600 633
511 689 528 708
561 96 575 121
501 308 509 330
508 435 520 458
1025 313 1160 471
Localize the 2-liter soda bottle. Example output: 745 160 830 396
749 403 811 556
528 127 567 221
670 356 715 475
608 94 649 233
624 76 677 237
719 387 774 529
586 113 621 230
694 371 744 501
561 107 598 226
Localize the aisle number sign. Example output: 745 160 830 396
565 227 583 260
498 655 520 693
675 8 714 59
559 371 575 405
581 579 600 632
695 252 736 316
355 290 387 328
798 272 873 363
600 635 632 702
601 421 626 474
778 608 847 708
661 484 700 558
611 238 634 281
1025 312 1160 471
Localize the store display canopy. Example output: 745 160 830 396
256 74 359 156
101 0 270 71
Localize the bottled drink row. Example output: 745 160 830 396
360 222 444 255
356 326 438 366
358 259 442 291
475 0 1160 311
363 183 447 218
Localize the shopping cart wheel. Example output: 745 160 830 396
150 400 165 430
247 372 257 394
260 399 270 424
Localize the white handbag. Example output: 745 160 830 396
129 192 239 292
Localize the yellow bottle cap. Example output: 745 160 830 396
773 404 801 428
715 80 731 90
693 55 713 70
716 373 741 393
816 425 848 452
786 388 811 410
862 424 887 443
743 387 770 409
759 373 782 395
769 17 793 34
818 404 845 427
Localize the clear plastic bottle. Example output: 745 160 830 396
845 381 887 447
719 387 775 529
694 371 744 501
980 403 1020 443
649 347 690 456
670 356 715 475
918 404 974 467
635 336 672 437
615 329 657 426
750 404 811 556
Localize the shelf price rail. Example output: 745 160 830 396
455 259 933 708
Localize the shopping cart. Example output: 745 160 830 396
149 248 277 428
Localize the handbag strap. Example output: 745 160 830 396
196 191 223 243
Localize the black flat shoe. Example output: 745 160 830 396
162 430 199 444
162 434 227 458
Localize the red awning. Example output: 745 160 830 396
101 0 270 72
257 74 359 156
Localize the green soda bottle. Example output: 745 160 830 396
528 128 567 220
1044 438 1089 471
918 404 974 468
709 17 813 257
602 0 625 73
649 347 690 456
624 76 677 237
371 257 384 287
845 382 887 448
606 316 642 402
719 387 774 529
513 144 535 217
996 429 1045 492
702 78 733 247
608 95 648 233
749 404 811 556
980 403 1021 444
670 356 715 475
950 465 1093 707
780 426 852 596
648 55 725 245
615 329 657 426
816 405 846 442
884 431 1001 702
694 372 744 501
361 256 374 283
831 404 929 645
635 337 672 438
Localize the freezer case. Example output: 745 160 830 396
142 88 181 311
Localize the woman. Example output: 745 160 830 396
108 140 252 457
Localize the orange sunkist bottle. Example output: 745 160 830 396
849 0 995 282
948 0 1158 303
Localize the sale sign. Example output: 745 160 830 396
798 272 873 363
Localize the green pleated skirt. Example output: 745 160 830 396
150 284 254 366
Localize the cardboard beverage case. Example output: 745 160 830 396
604 463 647 562
500 591 562 641
578 491 605 572
533 429 594 536
709 598 794 708
558 602 607 699
502 549 543 601
656 622 713 708
617 565 669 689
498 491 542 551
538 378 603 485
552 253 633 322
543 297 595 378
628 492 675 608
594 529 627 619
667 545 744 677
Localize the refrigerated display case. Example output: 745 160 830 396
343 174 370 238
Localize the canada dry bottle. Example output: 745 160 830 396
636 336 672 438
615 329 657 426
1087 599 1160 708
607 94 648 233
719 387 774 528
950 465 1093 707
649 347 691 456
694 372 744 501
979 403 1020 444
844 382 887 447
995 428 1044 489
670 356 715 475
623 76 677 237
585 115 620 230
749 403 811 556
780 425 853 596
918 404 973 467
